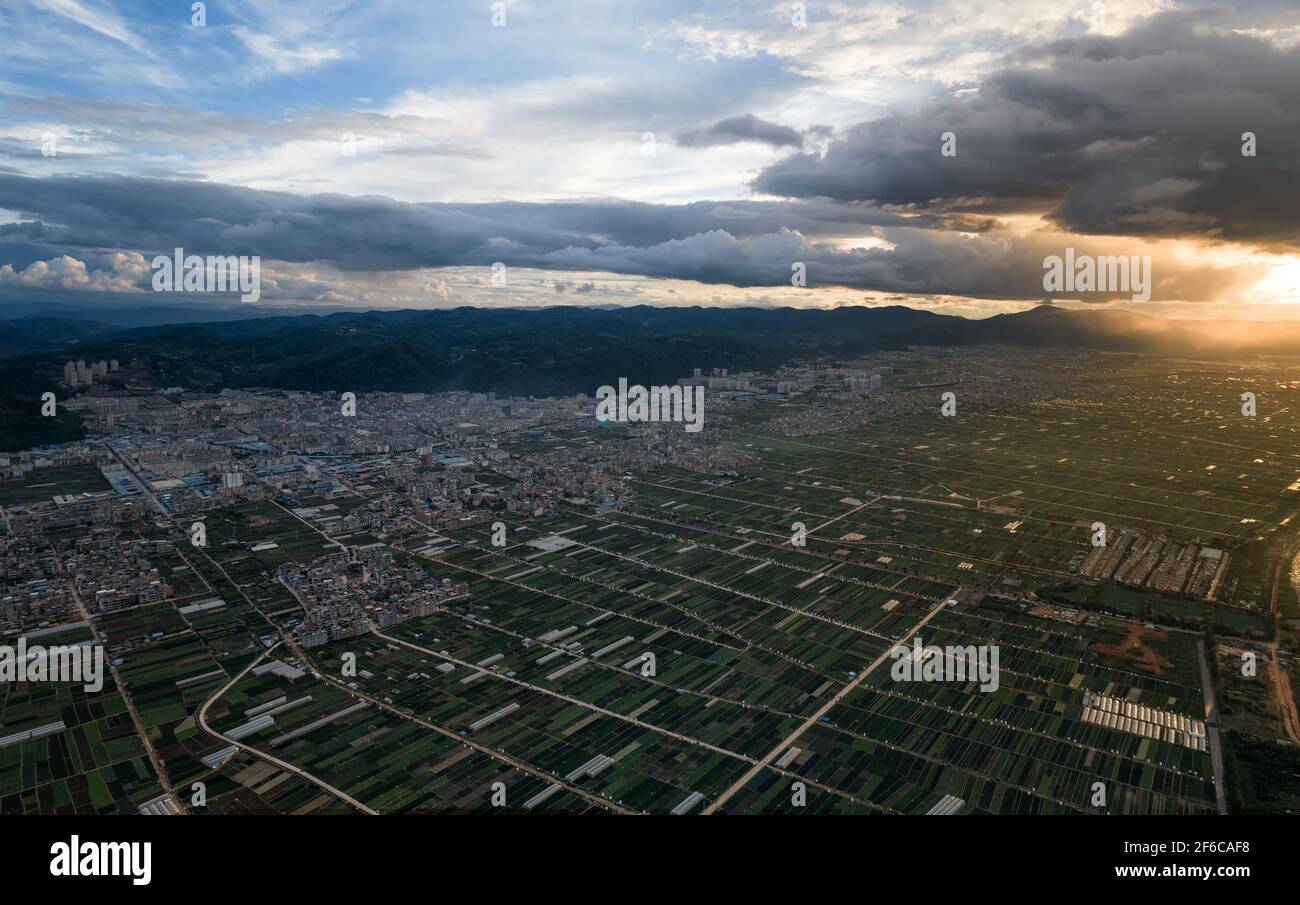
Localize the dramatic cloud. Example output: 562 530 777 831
534 224 1261 301
0 251 148 292
0 173 1261 303
0 173 937 270
756 10 1300 250
0 3 1297 314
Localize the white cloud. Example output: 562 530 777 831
232 27 352 78
34 0 144 51
0 252 148 292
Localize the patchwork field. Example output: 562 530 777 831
8 355 1297 813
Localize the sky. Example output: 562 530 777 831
1 0 1299 319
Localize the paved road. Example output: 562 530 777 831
50 536 186 815
103 441 376 812
704 600 947 815
1196 638 1229 815
1265 542 1300 745
374 624 888 813
737 430 1249 538
274 571 630 813
197 644 379 815
288 633 632 814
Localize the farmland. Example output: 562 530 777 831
5 353 1299 813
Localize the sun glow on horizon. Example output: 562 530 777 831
1251 257 1300 304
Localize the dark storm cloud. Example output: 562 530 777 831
0 171 1248 301
531 225 1252 301
754 9 1300 250
3 9 1283 310
438 197 965 247
0 174 581 270
0 172 948 270
677 114 805 149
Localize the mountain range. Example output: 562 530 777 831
2 303 1297 451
